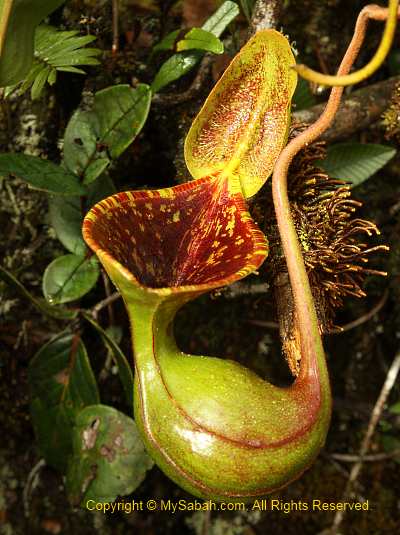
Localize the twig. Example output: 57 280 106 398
330 450 400 463
248 0 283 36
324 455 352 480
247 289 388 333
293 75 400 142
329 351 400 533
152 55 213 107
112 0 119 55
92 292 120 320
247 319 279 329
389 198 400 217
334 289 388 333
102 270 115 325
222 281 270 298
23 459 46 518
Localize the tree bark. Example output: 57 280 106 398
293 76 400 142
249 0 283 35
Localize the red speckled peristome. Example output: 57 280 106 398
83 175 268 292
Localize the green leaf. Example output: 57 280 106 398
63 109 98 179
57 66 86 74
151 50 203 94
29 333 100 470
177 28 224 54
94 85 151 159
35 26 97 60
151 1 239 94
0 264 77 320
83 312 134 408
63 84 151 180
30 64 51 100
84 157 110 185
43 254 100 305
0 0 65 86
18 62 43 94
0 154 87 195
47 66 57 85
66 405 154 504
202 1 240 37
293 78 316 111
48 196 86 255
105 325 123 345
8 24 101 99
319 143 397 186
153 29 180 54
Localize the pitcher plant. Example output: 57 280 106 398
82 2 396 500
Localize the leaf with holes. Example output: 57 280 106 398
0 154 86 195
63 108 103 181
63 84 151 184
28 333 99 470
43 254 99 305
318 143 396 186
184 30 297 198
66 405 154 504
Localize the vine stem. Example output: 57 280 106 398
272 3 394 374
112 0 119 55
295 0 400 86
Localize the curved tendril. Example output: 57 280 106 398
294 0 399 87
272 2 392 366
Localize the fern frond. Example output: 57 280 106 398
7 25 101 100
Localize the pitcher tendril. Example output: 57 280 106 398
272 2 393 380
294 0 400 87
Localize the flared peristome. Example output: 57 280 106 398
83 175 268 295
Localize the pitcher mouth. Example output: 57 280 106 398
82 175 268 296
